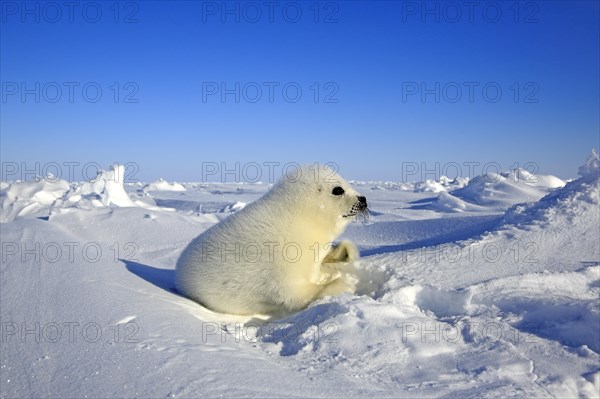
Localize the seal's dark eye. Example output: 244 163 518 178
332 186 345 196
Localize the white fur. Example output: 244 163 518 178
175 165 365 315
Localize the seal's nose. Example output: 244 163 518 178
357 196 367 209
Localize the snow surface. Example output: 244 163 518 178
144 179 186 192
449 169 566 209
1 153 598 398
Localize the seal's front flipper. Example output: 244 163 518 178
323 240 359 263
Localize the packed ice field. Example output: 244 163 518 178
1 152 598 398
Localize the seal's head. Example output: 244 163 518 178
270 164 368 238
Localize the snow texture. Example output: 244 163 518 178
1 152 598 398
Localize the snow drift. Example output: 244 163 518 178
450 168 565 208
143 178 186 192
0 178 69 222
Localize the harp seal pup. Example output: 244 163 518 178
175 164 368 315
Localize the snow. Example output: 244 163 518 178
427 191 484 213
54 164 137 211
414 179 447 193
579 148 600 179
450 169 565 209
0 178 69 222
412 176 470 194
219 201 247 213
1 153 598 398
144 178 186 192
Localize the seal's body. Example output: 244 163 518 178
175 165 367 315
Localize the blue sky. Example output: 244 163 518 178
1 0 599 182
